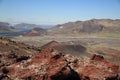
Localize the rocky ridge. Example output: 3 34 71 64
0 38 119 80
48 19 120 36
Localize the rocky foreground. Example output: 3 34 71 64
0 38 119 80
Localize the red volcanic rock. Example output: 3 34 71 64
0 51 119 80
0 40 119 80
0 48 73 80
0 38 40 68
91 54 104 61
70 55 119 80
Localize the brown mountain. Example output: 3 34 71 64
48 19 120 35
23 27 47 36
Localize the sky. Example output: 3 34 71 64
0 0 120 25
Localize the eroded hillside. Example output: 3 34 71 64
0 38 119 80
48 19 120 37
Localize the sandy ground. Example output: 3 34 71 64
12 36 120 49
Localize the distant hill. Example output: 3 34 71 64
0 22 50 37
0 22 12 31
14 23 44 30
23 27 47 36
0 22 28 37
48 19 120 36
14 23 53 30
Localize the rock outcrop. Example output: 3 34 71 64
0 37 41 67
0 39 119 80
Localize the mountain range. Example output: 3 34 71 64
48 19 120 36
0 19 120 37
13 23 45 30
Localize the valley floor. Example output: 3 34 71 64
12 35 120 50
